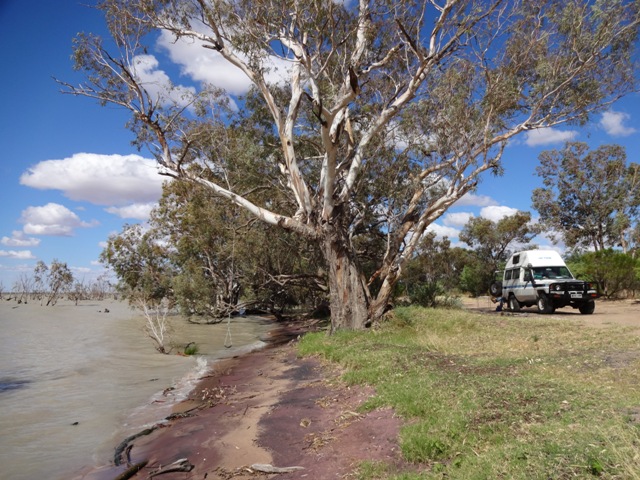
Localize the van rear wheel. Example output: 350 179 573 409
508 295 520 312
536 294 555 314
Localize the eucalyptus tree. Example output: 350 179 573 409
460 212 539 268
151 179 326 319
100 223 174 306
459 211 539 295
34 260 74 306
63 0 640 331
532 142 640 252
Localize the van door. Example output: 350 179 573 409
518 267 536 303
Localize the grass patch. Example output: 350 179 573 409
183 342 199 355
298 306 640 479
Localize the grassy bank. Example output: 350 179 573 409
298 307 640 479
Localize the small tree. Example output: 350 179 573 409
401 233 470 306
459 212 539 294
138 297 173 354
45 260 74 306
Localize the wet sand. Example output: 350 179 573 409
75 318 404 480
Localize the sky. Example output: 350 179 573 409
1 1 640 290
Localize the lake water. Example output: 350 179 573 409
0 299 274 480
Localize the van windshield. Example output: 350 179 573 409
532 266 573 280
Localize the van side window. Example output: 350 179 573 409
504 270 512 280
512 254 520 265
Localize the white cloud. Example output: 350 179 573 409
454 193 499 207
479 205 519 222
132 54 197 108
442 212 474 228
600 110 636 137
426 223 461 240
19 203 97 237
0 250 35 259
157 30 291 95
1 231 40 247
20 153 164 206
524 127 578 147
105 202 156 220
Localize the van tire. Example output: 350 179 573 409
536 294 555 314
508 295 520 312
579 301 595 315
489 282 502 297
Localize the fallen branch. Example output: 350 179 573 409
113 460 148 480
149 458 194 477
250 463 305 473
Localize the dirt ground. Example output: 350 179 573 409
462 297 640 331
77 299 639 480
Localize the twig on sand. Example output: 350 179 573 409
149 458 194 477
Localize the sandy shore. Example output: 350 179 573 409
76 298 640 480
76 319 404 480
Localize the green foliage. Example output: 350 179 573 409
33 259 75 306
460 212 539 267
458 262 493 298
299 306 640 479
568 249 640 298
401 233 468 306
183 343 199 356
100 224 173 307
533 142 640 252
457 212 539 296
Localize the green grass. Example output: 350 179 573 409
298 306 640 479
183 342 199 355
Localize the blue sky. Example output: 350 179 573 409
1 0 640 290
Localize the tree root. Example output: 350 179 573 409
113 426 158 466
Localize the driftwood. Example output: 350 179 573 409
113 460 148 480
250 463 305 473
113 426 158 466
149 458 194 477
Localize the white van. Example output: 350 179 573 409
491 250 600 314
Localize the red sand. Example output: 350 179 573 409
76 322 404 479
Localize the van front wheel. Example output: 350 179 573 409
508 295 520 312
579 301 595 315
537 294 555 314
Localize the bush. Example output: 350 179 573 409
184 342 199 356
568 249 640 298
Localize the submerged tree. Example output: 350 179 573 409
62 0 640 331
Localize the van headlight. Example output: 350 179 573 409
552 284 562 291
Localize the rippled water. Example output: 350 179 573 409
0 299 274 480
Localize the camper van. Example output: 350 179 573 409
491 250 600 314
